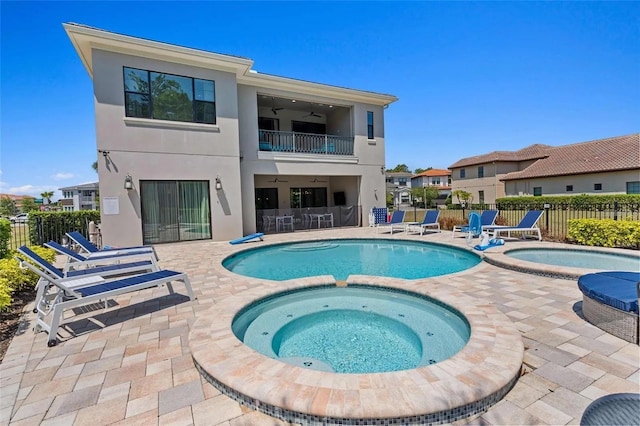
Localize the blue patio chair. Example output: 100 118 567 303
406 210 441 235
376 210 406 234
452 210 499 237
66 231 157 259
17 253 195 347
45 241 159 273
485 210 544 241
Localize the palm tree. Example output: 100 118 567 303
40 191 54 205
92 161 98 173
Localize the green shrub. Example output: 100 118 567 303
27 210 100 245
0 219 11 259
0 245 55 310
496 194 640 210
567 218 640 248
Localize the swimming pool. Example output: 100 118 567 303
232 286 470 373
223 239 480 280
505 248 640 271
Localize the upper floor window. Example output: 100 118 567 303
533 187 542 196
594 183 602 191
123 67 216 124
432 177 441 185
460 169 466 178
627 181 640 194
566 185 573 192
386 177 394 183
398 178 407 186
478 166 484 178
367 111 374 139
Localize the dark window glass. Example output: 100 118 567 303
386 177 394 183
594 183 602 191
290 187 327 208
123 67 215 124
255 188 278 210
258 117 279 130
478 190 485 204
478 166 484 178
566 185 573 192
533 187 542 196
460 169 466 178
367 111 374 139
626 181 640 194
291 121 326 134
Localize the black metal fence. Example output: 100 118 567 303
8 217 96 249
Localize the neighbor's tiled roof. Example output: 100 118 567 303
0 194 35 201
501 133 640 181
449 144 551 169
413 169 452 177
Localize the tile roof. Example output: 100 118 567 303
449 144 551 169
501 133 640 181
0 193 35 201
413 169 452 177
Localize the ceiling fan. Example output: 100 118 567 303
271 98 284 115
303 111 322 118
267 177 288 183
309 177 328 183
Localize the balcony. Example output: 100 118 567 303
259 130 354 156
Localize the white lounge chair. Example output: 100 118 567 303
66 231 157 259
44 241 160 273
406 210 441 235
376 210 406 234
485 210 544 241
17 253 195 347
452 210 499 237
18 245 157 315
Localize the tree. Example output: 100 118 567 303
0 197 18 216
452 190 473 206
386 164 411 173
92 161 98 173
385 192 393 208
20 198 38 213
40 191 54 204
410 186 440 208
414 167 433 175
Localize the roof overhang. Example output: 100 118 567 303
64 23 397 107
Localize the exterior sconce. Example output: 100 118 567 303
124 174 133 190
381 166 385 174
215 176 222 190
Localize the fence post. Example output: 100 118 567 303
613 201 618 221
544 203 550 232
36 216 43 245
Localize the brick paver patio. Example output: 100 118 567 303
1 227 638 425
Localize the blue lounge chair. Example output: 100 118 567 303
45 241 159 273
452 210 499 237
66 231 157 260
406 210 441 235
17 253 195 347
370 207 388 226
18 245 156 316
485 210 544 241
376 210 406 234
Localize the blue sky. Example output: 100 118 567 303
1 1 638 200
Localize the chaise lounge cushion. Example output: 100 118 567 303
577 272 640 314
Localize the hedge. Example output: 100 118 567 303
567 218 640 248
0 219 10 259
0 245 55 310
27 210 100 245
496 194 640 210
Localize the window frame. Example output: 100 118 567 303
478 166 484 178
123 66 216 125
460 169 466 178
626 181 640 194
594 183 602 191
533 187 542 196
566 185 573 192
367 111 374 139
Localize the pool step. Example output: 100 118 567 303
335 280 347 287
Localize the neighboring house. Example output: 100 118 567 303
59 182 100 211
449 134 640 203
65 24 397 246
0 194 36 213
411 169 452 206
385 172 412 207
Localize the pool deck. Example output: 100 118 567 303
2 227 639 425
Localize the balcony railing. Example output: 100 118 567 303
259 130 354 156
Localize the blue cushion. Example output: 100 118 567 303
78 270 182 297
578 272 640 313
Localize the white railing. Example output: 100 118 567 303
258 130 354 155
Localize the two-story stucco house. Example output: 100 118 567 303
59 182 100 211
410 169 452 206
385 172 413 207
65 23 397 246
449 134 640 204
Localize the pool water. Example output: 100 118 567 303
506 248 640 271
223 239 480 280
232 286 470 373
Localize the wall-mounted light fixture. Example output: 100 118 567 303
381 166 385 174
215 176 222 190
124 174 133 190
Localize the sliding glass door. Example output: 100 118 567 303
140 180 211 244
